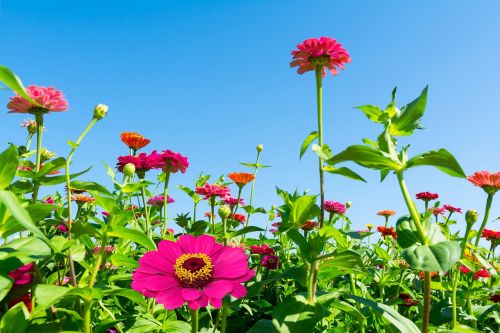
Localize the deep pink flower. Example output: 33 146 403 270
430 207 446 216
460 265 471 274
7 85 69 114
116 151 162 174
43 196 55 204
166 228 175 235
8 263 34 285
102 211 110 217
148 195 175 207
56 223 68 233
195 183 231 200
290 37 351 77
324 200 346 214
269 228 278 234
132 234 255 310
443 204 462 214
7 293 32 312
93 245 115 255
416 192 439 202
473 268 491 280
160 150 189 173
249 244 274 256
223 196 245 206
54 276 71 286
467 171 500 195
490 294 500 303
261 255 279 270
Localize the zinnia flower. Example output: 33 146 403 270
482 229 500 242
117 151 162 176
7 293 32 312
230 213 246 224
460 265 471 274
223 196 245 206
71 194 95 204
7 85 69 114
418 271 438 280
365 223 374 230
443 204 462 214
430 207 446 216
20 119 44 133
8 263 34 285
148 195 175 207
300 220 317 231
377 210 396 217
249 244 274 255
160 150 189 173
120 132 151 150
43 196 55 204
290 36 351 77
195 183 231 200
377 226 397 238
398 293 419 307
416 192 439 202
131 234 255 310
324 200 346 214
490 294 500 303
473 268 491 280
227 172 255 188
467 171 500 195
261 255 279 270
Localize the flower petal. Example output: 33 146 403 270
156 287 185 310
181 288 203 301
203 280 233 299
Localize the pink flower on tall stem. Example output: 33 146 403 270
131 235 255 310
148 195 175 207
249 244 274 256
443 204 462 214
160 150 189 173
7 85 69 113
223 196 245 206
261 255 279 270
324 200 346 215
195 183 231 200
290 37 351 77
117 151 162 175
467 171 500 195
416 192 439 202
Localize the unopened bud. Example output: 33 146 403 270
93 104 109 120
256 144 264 152
218 205 231 219
123 163 136 176
465 209 478 226
346 201 352 209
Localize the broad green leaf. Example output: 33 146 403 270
0 272 13 302
323 166 366 182
355 105 384 122
286 228 312 263
176 185 196 199
162 320 192 333
0 301 29 333
389 86 428 136
0 65 39 105
0 236 51 264
70 180 112 195
300 131 318 159
402 241 461 272
248 320 274 333
318 250 366 280
396 215 447 247
272 294 327 333
405 148 466 178
35 157 66 178
110 254 139 269
228 226 264 238
108 226 156 250
39 166 92 186
329 300 364 327
115 289 146 307
0 145 19 189
33 284 69 312
93 194 118 213
326 145 401 171
312 143 333 161
240 162 271 168
290 195 319 225
348 295 420 333
8 179 33 195
318 226 348 248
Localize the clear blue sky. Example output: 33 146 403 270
0 0 498 236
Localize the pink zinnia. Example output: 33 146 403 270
148 195 175 207
290 36 351 77
223 196 245 206
324 200 346 215
195 183 231 200
44 196 55 204
7 85 69 113
131 234 255 310
430 207 446 216
249 244 274 256
261 255 279 270
467 171 500 195
116 151 162 173
8 263 34 285
160 150 189 174
443 204 462 214
416 192 439 202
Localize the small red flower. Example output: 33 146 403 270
473 268 490 280
230 213 246 224
300 220 317 231
398 293 418 307
490 294 500 303
482 229 500 241
7 293 32 312
443 204 462 214
249 244 274 256
377 226 397 238
430 207 446 216
223 196 245 206
460 265 471 274
416 192 439 202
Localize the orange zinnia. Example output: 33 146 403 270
228 172 255 188
120 132 151 150
71 194 95 204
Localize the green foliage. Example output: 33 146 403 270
0 145 19 189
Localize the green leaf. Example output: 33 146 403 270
240 162 271 168
176 185 196 199
402 241 461 273
0 65 40 106
33 284 69 312
286 229 312 263
227 226 264 238
290 195 319 225
272 294 328 333
162 320 192 333
326 145 401 171
0 272 13 302
35 157 66 178
93 194 118 214
0 190 50 244
329 300 364 327
108 226 156 250
355 105 384 122
347 295 420 333
389 86 428 136
0 145 19 189
110 254 139 269
405 148 466 178
39 166 92 186
311 143 333 161
248 320 274 333
323 166 366 182
70 180 112 195
0 236 51 264
318 250 366 280
115 289 146 307
0 301 29 333
300 131 318 159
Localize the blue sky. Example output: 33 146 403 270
0 0 498 237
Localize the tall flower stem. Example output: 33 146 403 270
244 149 262 229
140 184 151 238
473 193 494 248
32 112 44 203
210 197 216 234
396 172 431 333
220 302 228 333
161 169 171 237
65 117 99 287
190 309 199 333
314 67 325 228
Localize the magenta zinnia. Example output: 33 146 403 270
160 150 189 173
195 183 231 200
148 195 175 207
116 151 162 175
290 36 351 77
324 200 347 215
8 85 69 113
132 234 255 310
416 192 439 202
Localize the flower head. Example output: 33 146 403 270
290 36 351 77
481 229 500 242
377 210 396 217
93 104 108 120
377 226 397 238
195 183 231 200
416 192 439 202
430 207 446 216
365 223 374 230
223 196 245 206
249 244 274 256
120 132 151 150
443 204 462 214
398 293 419 307
8 293 32 312
230 213 246 224
467 171 500 195
460 265 472 274
228 172 255 188
261 255 279 270
131 234 255 310
20 119 44 133
490 294 500 303
71 194 95 204
148 195 175 207
473 268 491 280
8 263 34 285
117 151 162 176
300 220 317 231
324 200 346 214
160 150 189 173
7 85 69 114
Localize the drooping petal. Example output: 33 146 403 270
202 280 234 299
156 287 184 310
181 288 203 301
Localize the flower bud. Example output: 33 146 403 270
218 205 231 219
93 104 109 120
346 201 352 209
465 209 478 226
41 148 56 162
256 144 264 152
123 163 136 176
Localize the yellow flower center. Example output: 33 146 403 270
174 253 214 288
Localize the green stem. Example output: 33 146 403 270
314 67 325 228
84 299 92 333
222 217 228 246
32 112 44 202
349 274 365 333
220 302 228 333
161 170 171 237
140 184 151 237
210 197 216 234
307 260 318 304
191 309 199 333
422 272 431 333
473 193 494 248
244 150 261 230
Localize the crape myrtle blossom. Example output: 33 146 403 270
132 235 255 310
7 85 69 114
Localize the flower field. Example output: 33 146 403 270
0 35 498 333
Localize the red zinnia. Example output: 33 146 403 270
490 294 500 303
7 85 69 114
230 213 246 224
261 255 279 270
416 192 439 202
120 132 151 150
223 196 245 206
482 229 500 241
249 244 274 256
398 293 418 307
473 268 491 280
301 220 317 231
377 226 397 238
290 37 351 77
460 265 471 274
7 293 32 312
430 207 446 216
195 183 231 200
467 171 500 195
443 204 462 214
8 263 34 285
